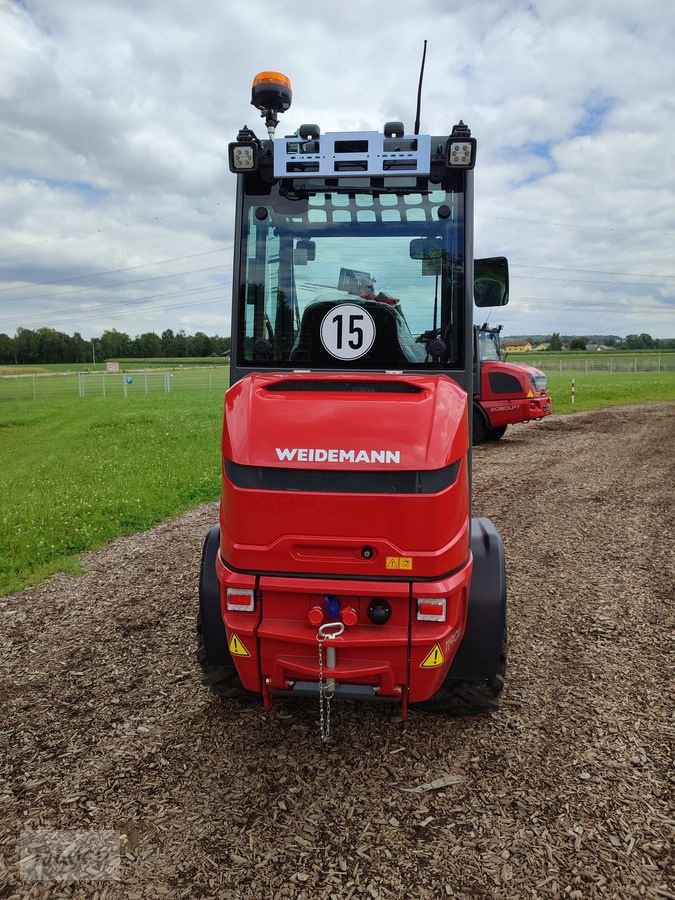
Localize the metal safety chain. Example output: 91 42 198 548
316 622 344 743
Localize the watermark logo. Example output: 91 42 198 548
20 830 120 883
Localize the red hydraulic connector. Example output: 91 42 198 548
341 607 358 627
308 606 324 626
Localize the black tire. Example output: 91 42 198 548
196 526 249 700
413 632 506 715
414 517 507 715
486 424 507 441
472 404 489 444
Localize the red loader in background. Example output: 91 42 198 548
473 322 552 443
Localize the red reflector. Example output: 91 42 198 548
226 588 255 612
416 598 447 622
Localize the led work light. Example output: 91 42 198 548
445 121 477 169
228 143 258 172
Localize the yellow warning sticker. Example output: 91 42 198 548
385 556 413 570
228 633 251 657
527 389 534 398
420 644 445 668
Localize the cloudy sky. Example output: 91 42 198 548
1 0 673 341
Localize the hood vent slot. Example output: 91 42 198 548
265 380 421 394
226 459 459 494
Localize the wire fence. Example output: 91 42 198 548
1 356 673 403
510 355 675 373
0 367 230 402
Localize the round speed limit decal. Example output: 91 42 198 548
320 304 376 360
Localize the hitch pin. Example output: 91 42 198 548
318 621 344 692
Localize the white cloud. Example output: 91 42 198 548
0 0 673 341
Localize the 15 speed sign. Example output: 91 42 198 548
320 304 376 360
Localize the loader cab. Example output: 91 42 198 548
476 324 503 363
228 126 508 395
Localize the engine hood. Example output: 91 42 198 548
514 363 546 378
223 372 468 470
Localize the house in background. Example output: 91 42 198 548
502 339 533 353
534 342 550 351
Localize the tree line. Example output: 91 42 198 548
536 333 673 351
0 328 231 365
1 326 672 365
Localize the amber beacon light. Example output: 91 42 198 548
251 71 293 139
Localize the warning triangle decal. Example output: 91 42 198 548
420 644 445 668
228 633 250 657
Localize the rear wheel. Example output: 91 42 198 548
472 405 489 444
196 612 249 699
415 517 507 715
486 424 507 441
413 632 506 714
196 525 249 699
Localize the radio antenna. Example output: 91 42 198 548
413 40 428 135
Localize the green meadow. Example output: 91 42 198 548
1 364 673 595
545 370 675 414
0 389 224 595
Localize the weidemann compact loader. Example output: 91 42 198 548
197 72 510 738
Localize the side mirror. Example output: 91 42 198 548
410 238 443 260
474 257 509 307
294 239 316 266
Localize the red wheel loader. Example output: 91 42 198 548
472 321 552 443
197 72 510 735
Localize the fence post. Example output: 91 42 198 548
208 370 212 392
658 356 661 372
634 357 637 372
610 358 613 375
572 378 575 405
32 374 36 400
123 374 128 397
144 374 148 394
102 374 106 398
559 359 562 374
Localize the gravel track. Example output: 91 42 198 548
1 403 674 899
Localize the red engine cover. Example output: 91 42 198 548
220 372 470 580
478 361 552 428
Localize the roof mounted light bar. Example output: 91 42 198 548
273 131 432 178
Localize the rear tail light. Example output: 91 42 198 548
416 597 447 622
226 588 255 612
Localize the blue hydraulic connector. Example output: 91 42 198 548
324 594 341 620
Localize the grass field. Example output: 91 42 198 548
546 371 675 414
1 366 674 595
0 391 224 595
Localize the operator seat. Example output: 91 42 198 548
290 296 421 366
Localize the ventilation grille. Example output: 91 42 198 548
265 380 422 394
225 459 460 495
